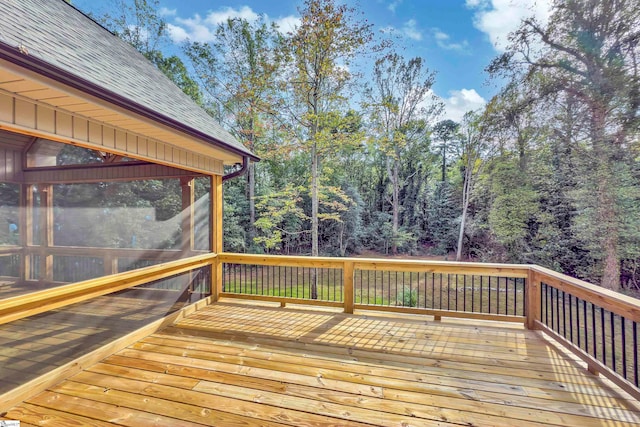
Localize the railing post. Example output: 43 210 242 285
526 268 541 330
343 260 354 314
39 184 54 283
212 256 222 301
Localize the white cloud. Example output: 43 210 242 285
388 0 402 13
169 15 216 43
275 15 300 33
432 29 469 52
402 19 422 41
443 89 486 122
466 0 552 52
204 6 260 26
166 6 299 43
166 24 190 43
158 7 176 17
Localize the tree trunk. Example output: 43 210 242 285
456 169 471 261
392 160 399 255
311 141 319 299
386 156 400 255
248 162 256 247
592 104 620 290
441 144 446 181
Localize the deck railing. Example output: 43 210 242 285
219 253 530 322
20 246 207 283
528 266 640 400
0 247 20 278
0 252 216 325
0 250 639 400
218 252 640 400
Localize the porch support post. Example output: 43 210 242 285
39 184 53 283
211 174 223 301
19 184 33 282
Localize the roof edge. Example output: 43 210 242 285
0 42 260 162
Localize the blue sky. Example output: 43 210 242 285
74 0 551 122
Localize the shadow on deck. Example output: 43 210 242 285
3 299 640 426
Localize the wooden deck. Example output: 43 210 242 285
4 300 640 426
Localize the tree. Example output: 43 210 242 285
489 0 640 289
456 111 488 261
365 53 441 254
186 17 282 247
284 0 375 261
100 0 203 104
433 120 459 182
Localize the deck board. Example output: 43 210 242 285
4 300 640 426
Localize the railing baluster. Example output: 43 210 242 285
601 306 606 366
562 290 567 339
549 285 554 330
591 302 597 358
496 276 500 315
479 276 483 313
471 276 475 313
621 317 627 380
610 311 616 373
504 277 508 315
488 275 492 314
569 294 574 343
583 299 588 353
514 278 518 316
634 321 638 387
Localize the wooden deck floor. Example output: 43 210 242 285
4 300 640 426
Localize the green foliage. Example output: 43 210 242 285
254 185 308 252
396 285 417 307
427 181 460 255
488 188 538 248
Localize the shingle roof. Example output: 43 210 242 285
0 0 256 161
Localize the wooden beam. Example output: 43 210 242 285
211 175 223 301
343 260 354 314
23 162 205 184
19 184 32 281
38 184 53 283
355 304 526 323
526 269 541 330
180 177 195 253
218 293 344 308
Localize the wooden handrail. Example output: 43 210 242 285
0 246 22 256
531 265 640 323
23 245 207 260
220 253 530 277
219 253 346 269
0 252 216 325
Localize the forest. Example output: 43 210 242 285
78 0 638 294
